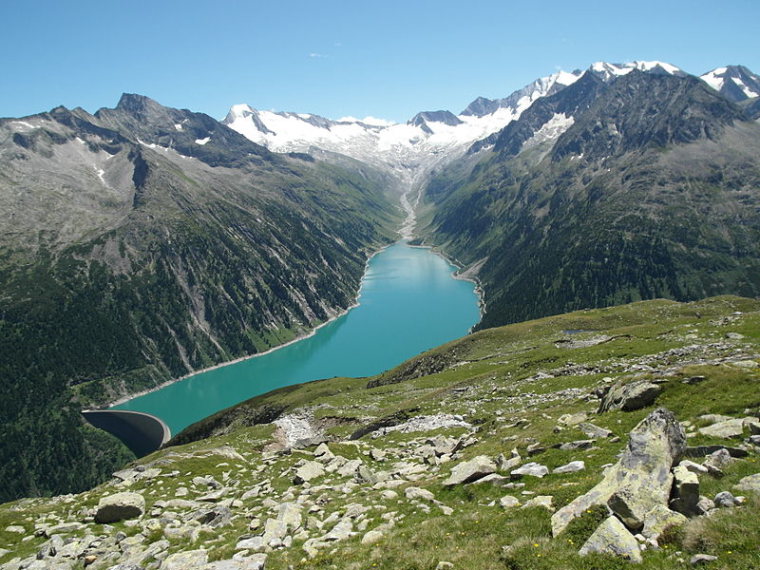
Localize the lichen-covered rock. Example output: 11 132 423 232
94 492 145 524
698 418 747 439
578 516 642 563
670 465 701 517
162 549 209 570
552 408 685 536
510 462 549 479
293 461 324 484
598 380 661 413
442 455 496 486
641 505 688 540
734 472 760 493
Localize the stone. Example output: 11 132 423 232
361 530 384 545
579 516 642 563
678 460 708 475
558 440 594 451
188 505 232 528
598 380 661 413
553 461 585 474
579 423 613 439
435 562 454 570
703 448 733 475
670 465 701 517
510 462 548 479
405 487 435 501
442 455 497 486
277 502 303 531
697 496 716 513
497 453 522 472
197 488 227 502
356 465 378 484
690 554 718 565
469 473 508 486
552 408 686 536
642 505 688 540
734 473 760 493
162 549 209 570
522 496 554 511
558 412 588 426
731 359 758 369
714 491 737 508
206 554 267 569
323 518 353 541
235 537 265 551
381 490 398 500
294 461 324 484
94 492 145 524
499 495 520 509
429 435 460 456
698 418 746 439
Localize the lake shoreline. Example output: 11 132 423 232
107 243 391 410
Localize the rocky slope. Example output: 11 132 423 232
418 69 760 329
0 95 400 502
0 295 758 569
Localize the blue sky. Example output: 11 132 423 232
2 0 759 123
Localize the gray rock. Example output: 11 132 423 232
510 462 549 479
188 505 232 528
579 423 613 439
690 554 718 565
714 491 737 508
235 536 265 551
598 380 661 413
499 495 520 509
552 408 685 536
361 530 384 545
442 455 497 486
468 473 509 486
323 518 353 541
558 412 588 426
697 496 716 513
642 505 687 540
698 418 746 439
293 461 324 484
94 492 145 524
579 516 642 563
734 472 760 493
670 465 701 517
203 554 267 569
553 461 585 474
405 487 435 501
162 549 208 570
522 496 554 511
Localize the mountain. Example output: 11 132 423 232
0 95 400 501
1 295 759 569
701 65 760 102
418 69 760 329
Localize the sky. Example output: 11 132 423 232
2 0 759 123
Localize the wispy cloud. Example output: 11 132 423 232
309 52 328 59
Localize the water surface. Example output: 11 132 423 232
113 242 480 435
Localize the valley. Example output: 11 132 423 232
1 58 760 569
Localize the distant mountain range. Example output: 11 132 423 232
1 59 759 502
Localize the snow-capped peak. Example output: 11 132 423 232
589 60 683 80
700 65 760 102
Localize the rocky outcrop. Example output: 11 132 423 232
552 408 685 536
598 380 661 413
94 492 145 524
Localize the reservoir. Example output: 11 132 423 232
112 241 480 436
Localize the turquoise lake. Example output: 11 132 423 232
112 241 481 435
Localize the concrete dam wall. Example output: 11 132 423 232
82 409 171 457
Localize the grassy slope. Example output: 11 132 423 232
2 295 758 569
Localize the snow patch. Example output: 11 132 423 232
9 120 38 131
174 123 183 131
701 69 725 91
521 113 575 152
195 137 211 145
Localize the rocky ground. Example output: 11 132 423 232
1 296 759 569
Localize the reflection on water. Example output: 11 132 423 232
113 242 480 434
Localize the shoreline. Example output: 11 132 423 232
107 243 391 409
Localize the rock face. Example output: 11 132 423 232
552 408 686 536
579 515 643 563
94 492 145 523
598 380 661 413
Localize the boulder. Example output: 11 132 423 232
293 461 324 484
598 380 661 413
362 530 384 545
510 462 549 479
405 487 435 501
714 491 737 508
578 516 642 563
521 496 554 511
94 492 145 524
579 423 613 439
442 455 497 486
161 549 208 570
499 495 520 509
553 461 585 474
670 465 701 517
642 505 687 540
698 418 746 439
551 408 685 536
734 473 760 493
